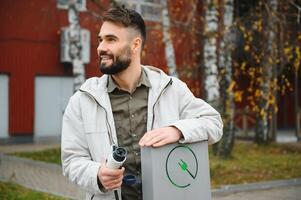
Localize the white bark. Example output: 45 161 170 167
162 1 178 77
73 58 85 91
256 0 278 143
216 0 235 156
219 0 234 97
68 0 85 92
204 0 220 103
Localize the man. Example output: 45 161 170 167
61 6 223 200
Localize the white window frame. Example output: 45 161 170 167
115 0 164 22
57 0 87 11
0 74 9 139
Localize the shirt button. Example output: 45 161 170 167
132 133 137 137
131 114 134 118
129 96 133 100
134 151 139 156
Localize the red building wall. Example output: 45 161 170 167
0 0 100 135
0 0 203 136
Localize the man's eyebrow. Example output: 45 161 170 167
98 34 118 40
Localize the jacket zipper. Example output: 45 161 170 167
79 89 114 146
151 78 173 129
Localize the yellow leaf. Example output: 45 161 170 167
228 81 236 92
284 47 290 55
255 89 261 97
234 91 243 102
268 57 273 64
244 45 250 52
241 62 247 70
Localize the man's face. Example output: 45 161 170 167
97 22 133 75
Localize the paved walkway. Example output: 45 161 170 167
0 153 85 199
212 179 301 200
213 185 301 200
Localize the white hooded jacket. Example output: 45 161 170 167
61 66 223 200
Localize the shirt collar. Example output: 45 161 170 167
107 67 151 93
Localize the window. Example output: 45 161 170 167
57 0 86 11
115 0 164 22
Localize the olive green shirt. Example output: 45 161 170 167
108 68 150 200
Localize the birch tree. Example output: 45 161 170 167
229 1 301 145
162 0 178 77
67 0 85 92
255 0 278 144
215 0 235 156
203 0 220 109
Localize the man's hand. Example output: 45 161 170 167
139 126 183 147
97 163 125 190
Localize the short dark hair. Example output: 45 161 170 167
103 6 146 48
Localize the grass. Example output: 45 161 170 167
9 140 301 188
209 141 301 187
0 181 67 200
11 148 61 165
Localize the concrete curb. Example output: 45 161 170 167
0 153 85 199
212 178 301 196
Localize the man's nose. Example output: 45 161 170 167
97 41 108 53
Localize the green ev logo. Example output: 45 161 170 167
165 145 198 188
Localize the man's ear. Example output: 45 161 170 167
132 37 142 52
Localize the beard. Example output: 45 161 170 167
99 46 132 75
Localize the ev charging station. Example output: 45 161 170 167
141 141 211 200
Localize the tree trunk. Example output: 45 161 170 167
162 1 178 77
68 1 86 92
203 0 220 108
215 0 235 157
295 59 300 140
255 0 278 144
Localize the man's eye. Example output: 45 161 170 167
108 38 116 42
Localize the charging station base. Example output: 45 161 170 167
141 141 211 200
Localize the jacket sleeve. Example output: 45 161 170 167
61 93 104 195
170 80 223 145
